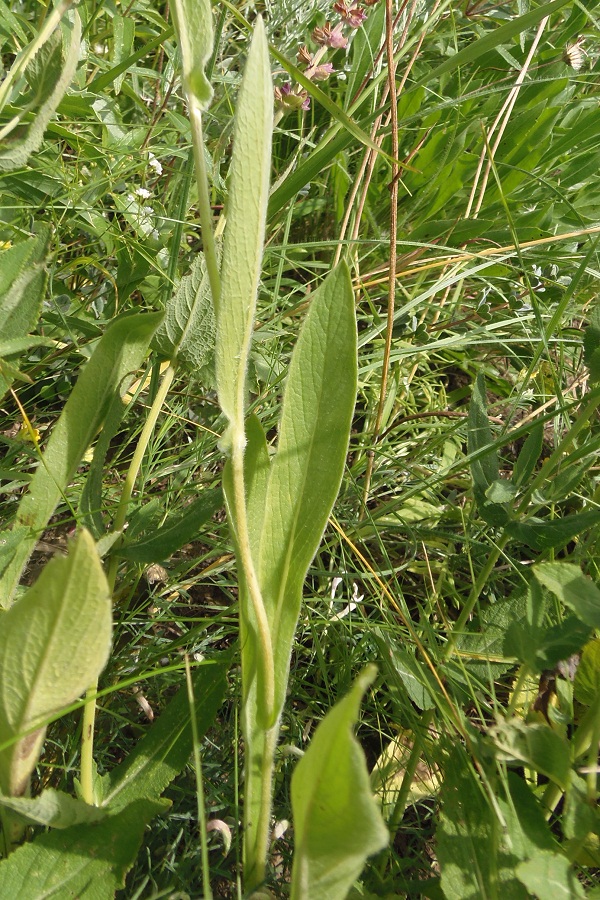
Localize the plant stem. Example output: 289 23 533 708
79 363 177 805
245 725 278 892
185 655 213 900
189 99 221 316
231 437 275 728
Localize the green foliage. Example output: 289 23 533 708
290 667 388 900
257 262 358 720
2 0 600 894
0 531 111 797
216 17 272 444
0 798 165 898
153 252 216 379
0 11 81 172
171 0 214 111
0 228 50 398
0 311 162 607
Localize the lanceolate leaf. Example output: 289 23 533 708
216 18 272 443
258 263 357 720
0 12 81 172
153 251 216 378
0 311 162 607
0 530 111 797
290 667 388 900
171 0 213 110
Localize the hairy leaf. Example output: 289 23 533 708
290 667 388 900
534 561 600 628
258 263 357 722
171 0 213 110
0 798 164 898
0 530 111 796
0 788 107 829
216 18 272 443
153 252 216 378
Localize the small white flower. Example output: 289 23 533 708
135 187 152 200
148 152 163 175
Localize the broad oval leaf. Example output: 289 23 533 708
0 530 111 796
0 797 164 899
153 251 216 378
290 666 388 900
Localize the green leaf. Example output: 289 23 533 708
117 488 223 563
344 2 385 110
0 530 111 796
374 632 435 711
111 14 135 96
0 228 50 398
0 797 164 898
0 310 163 607
533 561 600 628
412 0 572 89
78 389 132 538
216 18 272 443
437 746 530 899
505 612 591 674
258 263 357 720
0 787 107 829
468 374 498 489
501 772 557 856
153 251 216 378
507 510 600 552
0 529 28 581
513 422 543 487
516 851 586 899
171 0 213 110
573 638 600 706
290 666 388 900
490 719 570 789
0 12 81 172
468 374 504 524
102 654 230 811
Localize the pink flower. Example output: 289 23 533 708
275 83 311 113
329 23 349 47
312 22 349 49
311 62 335 81
333 1 367 28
